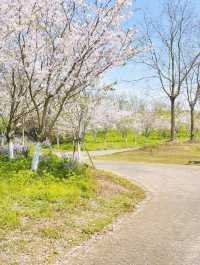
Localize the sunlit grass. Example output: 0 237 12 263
54 129 169 151
52 128 200 152
98 142 200 165
0 155 96 228
0 154 145 264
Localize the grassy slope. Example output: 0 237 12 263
0 155 145 264
97 142 200 165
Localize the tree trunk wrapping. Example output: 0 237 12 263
32 142 41 171
8 141 14 159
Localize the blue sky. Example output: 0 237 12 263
103 0 165 102
103 0 200 105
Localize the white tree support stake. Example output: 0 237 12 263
32 143 41 171
9 141 14 159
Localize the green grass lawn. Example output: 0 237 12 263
97 142 200 165
0 154 145 264
53 128 200 152
54 129 169 151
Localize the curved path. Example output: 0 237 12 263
55 148 135 159
65 161 200 265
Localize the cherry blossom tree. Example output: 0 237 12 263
90 96 120 143
0 0 138 169
114 97 133 144
59 90 101 161
0 79 32 159
116 114 132 145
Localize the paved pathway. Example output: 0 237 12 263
54 148 134 160
65 161 200 265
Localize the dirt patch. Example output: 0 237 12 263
97 176 129 198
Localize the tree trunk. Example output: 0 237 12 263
77 141 81 162
1 133 5 146
22 117 25 146
32 142 41 171
170 97 176 141
56 134 60 148
190 106 195 141
72 140 76 161
22 127 25 146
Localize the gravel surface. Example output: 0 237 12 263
64 161 200 265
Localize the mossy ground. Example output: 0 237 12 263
0 154 145 264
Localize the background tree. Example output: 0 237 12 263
90 95 120 143
142 0 200 141
185 63 200 141
60 90 101 161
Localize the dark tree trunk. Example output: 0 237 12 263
170 97 176 141
56 134 60 148
190 106 195 141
